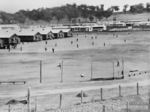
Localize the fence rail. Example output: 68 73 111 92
2 82 150 112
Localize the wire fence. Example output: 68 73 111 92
1 82 150 112
0 58 149 85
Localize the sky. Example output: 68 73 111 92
0 0 150 13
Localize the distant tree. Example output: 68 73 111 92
130 3 144 13
95 11 103 21
137 3 144 13
52 8 65 24
0 3 114 24
79 4 89 20
14 11 26 23
89 16 94 22
41 8 53 22
29 9 41 21
88 5 96 11
130 6 136 13
103 8 113 20
62 4 79 23
123 4 129 13
111 6 120 12
95 6 100 11
100 4 104 11
0 11 13 24
146 2 150 12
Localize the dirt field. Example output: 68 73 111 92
0 31 150 111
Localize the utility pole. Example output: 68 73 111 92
113 61 115 79
122 56 124 79
91 60 93 81
35 98 37 112
40 60 42 83
27 87 31 112
61 60 63 83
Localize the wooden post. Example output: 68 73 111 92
113 61 115 79
100 88 103 100
40 60 42 83
148 98 150 110
91 60 93 81
126 102 129 112
102 105 105 112
122 56 124 78
91 96 94 103
119 85 122 97
35 99 37 112
60 94 62 108
8 44 10 52
137 83 139 95
27 87 31 112
81 90 83 104
8 104 11 112
61 60 63 83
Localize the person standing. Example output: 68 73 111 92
52 48 54 53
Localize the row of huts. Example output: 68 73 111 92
0 28 73 49
70 20 150 32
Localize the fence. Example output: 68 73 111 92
0 58 149 85
2 82 150 112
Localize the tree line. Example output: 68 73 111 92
0 2 150 24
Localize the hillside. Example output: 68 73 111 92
107 12 150 21
23 12 150 26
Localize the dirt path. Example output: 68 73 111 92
0 79 149 99
32 79 150 95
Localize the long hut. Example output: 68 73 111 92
17 29 42 42
37 28 54 40
0 31 20 49
51 30 64 39
61 29 73 37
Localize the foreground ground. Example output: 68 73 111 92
0 31 150 111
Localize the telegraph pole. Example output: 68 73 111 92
122 56 124 79
91 60 93 81
61 60 63 83
40 60 42 83
27 87 31 112
113 61 115 79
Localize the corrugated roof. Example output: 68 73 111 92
61 29 71 33
33 28 52 34
51 29 63 33
0 30 16 38
16 29 39 36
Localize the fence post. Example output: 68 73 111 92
137 83 139 95
40 60 42 83
122 56 125 79
8 104 11 112
148 98 150 110
35 98 37 112
27 87 31 112
60 94 62 108
20 47 22 51
61 60 63 83
126 102 129 112
113 61 115 79
100 88 103 101
119 85 122 97
91 96 95 103
102 105 105 112
91 60 93 81
81 90 83 104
